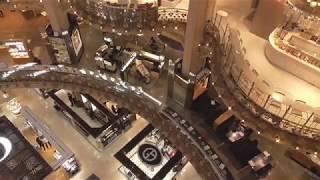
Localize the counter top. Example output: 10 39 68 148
269 28 320 73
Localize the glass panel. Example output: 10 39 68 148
249 87 268 107
265 98 288 117
238 74 252 95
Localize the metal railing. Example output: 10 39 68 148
0 64 228 179
209 11 320 141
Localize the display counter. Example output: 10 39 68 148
48 90 134 151
266 28 320 88
115 124 186 180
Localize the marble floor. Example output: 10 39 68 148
2 88 201 180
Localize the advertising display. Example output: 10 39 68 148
4 41 30 59
3 40 32 64
46 13 84 64
71 28 83 56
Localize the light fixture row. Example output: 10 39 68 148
307 0 320 7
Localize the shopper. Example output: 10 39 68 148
111 104 119 115
67 93 75 107
41 136 50 149
36 137 45 151
88 108 95 119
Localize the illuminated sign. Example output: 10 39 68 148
0 137 12 162
4 41 30 59
71 28 82 56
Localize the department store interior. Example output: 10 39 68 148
0 0 320 180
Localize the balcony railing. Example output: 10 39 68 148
68 1 188 33
209 12 320 141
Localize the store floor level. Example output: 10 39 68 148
2 88 201 180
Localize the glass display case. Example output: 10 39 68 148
6 98 22 115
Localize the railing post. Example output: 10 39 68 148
247 82 255 97
300 112 314 132
227 55 235 74
263 95 271 109
221 23 229 46
225 43 232 62
167 59 175 101
224 32 231 53
217 15 222 30
213 12 218 25
281 105 292 122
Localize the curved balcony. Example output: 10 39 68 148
0 0 43 10
70 0 158 31
68 1 188 33
0 0 188 34
208 12 320 150
0 64 232 180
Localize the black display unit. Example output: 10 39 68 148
46 13 84 65
48 91 135 149
115 124 184 180
0 116 52 180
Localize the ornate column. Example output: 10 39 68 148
182 0 216 76
43 0 69 32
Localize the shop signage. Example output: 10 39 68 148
0 137 12 162
138 144 162 165
71 28 82 56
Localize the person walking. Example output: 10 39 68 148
67 93 74 107
36 137 45 151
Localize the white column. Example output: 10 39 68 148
182 0 216 76
43 0 70 32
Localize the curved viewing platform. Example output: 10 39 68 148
210 12 320 144
69 1 188 33
266 28 320 88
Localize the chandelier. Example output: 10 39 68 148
307 0 320 7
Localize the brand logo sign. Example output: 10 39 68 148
142 147 159 162
0 137 12 162
138 144 162 165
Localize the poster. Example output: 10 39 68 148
71 28 82 56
